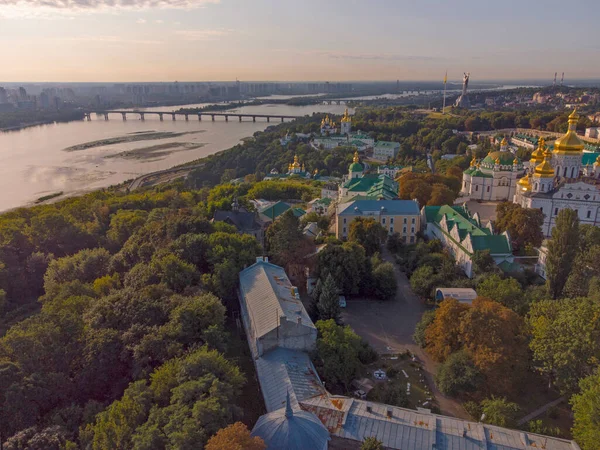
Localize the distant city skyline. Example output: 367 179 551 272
1 0 599 82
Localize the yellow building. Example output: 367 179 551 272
335 199 421 242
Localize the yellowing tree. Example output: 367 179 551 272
206 422 266 450
424 299 469 362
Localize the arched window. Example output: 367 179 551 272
534 183 539 191
564 167 568 177
571 167 576 178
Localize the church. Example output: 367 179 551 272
513 110 600 236
460 138 526 201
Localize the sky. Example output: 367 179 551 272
1 0 599 82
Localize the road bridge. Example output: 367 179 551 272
84 110 302 123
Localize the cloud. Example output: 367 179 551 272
136 18 146 23
154 19 164 23
0 0 220 18
56 35 163 45
174 28 232 41
312 51 448 62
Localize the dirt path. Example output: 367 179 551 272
517 396 565 426
341 248 469 419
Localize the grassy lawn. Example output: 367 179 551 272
364 352 437 412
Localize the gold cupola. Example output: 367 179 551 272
517 174 532 191
470 156 476 167
341 108 351 123
554 109 584 154
500 137 508 148
534 153 556 178
291 155 301 169
530 137 545 165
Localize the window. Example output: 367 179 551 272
343 218 346 224
411 227 415 233
541 184 545 192
343 227 346 234
486 186 490 193
475 185 479 191
411 218 415 224
554 207 559 215
382 218 386 225
390 226 394 233
563 167 568 177
403 227 407 233
410 236 415 243
390 218 394 224
587 210 592 219
403 218 407 224
540 207 543 214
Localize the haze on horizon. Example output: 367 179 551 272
2 0 599 83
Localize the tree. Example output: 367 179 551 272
361 436 384 450
460 298 528 393
471 250 496 275
570 369 600 450
317 242 367 296
410 265 438 298
435 350 482 396
266 209 308 269
565 245 600 298
427 184 456 206
528 297 600 393
424 299 469 362
476 274 524 312
413 310 436 348
107 210 148 248
206 422 266 450
317 274 341 323
494 202 543 250
480 397 519 427
546 209 580 299
371 261 397 300
348 217 387 256
386 232 403 253
314 320 366 390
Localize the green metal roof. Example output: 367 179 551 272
349 162 364 172
582 152 600 166
424 205 511 255
482 150 520 166
260 201 291 219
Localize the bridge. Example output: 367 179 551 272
83 110 302 123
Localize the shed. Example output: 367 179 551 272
435 288 478 305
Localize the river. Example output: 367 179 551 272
0 103 351 212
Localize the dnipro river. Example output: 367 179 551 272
0 103 352 212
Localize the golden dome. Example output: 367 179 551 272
291 155 301 169
353 151 360 164
341 108 351 123
530 137 546 165
470 156 476 167
595 155 600 165
513 157 519 165
554 109 584 154
500 137 508 147
534 154 556 178
517 175 531 191
494 157 501 164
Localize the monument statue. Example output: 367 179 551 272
455 71 471 108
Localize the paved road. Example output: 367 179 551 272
129 163 204 190
341 248 469 419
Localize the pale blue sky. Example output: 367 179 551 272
1 0 598 82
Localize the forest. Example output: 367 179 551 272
0 185 262 448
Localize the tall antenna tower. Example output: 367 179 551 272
553 72 557 87
560 73 564 86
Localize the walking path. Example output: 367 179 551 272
517 396 565 426
128 163 204 190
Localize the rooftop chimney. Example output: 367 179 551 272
366 404 373 413
386 408 393 419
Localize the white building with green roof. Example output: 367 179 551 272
461 138 525 201
372 141 400 161
422 204 513 278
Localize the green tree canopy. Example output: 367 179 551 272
546 209 580 299
570 368 600 450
